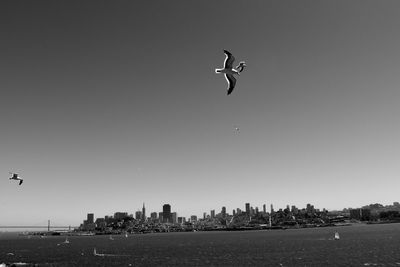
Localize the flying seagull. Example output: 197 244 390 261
9 172 23 185
215 50 246 95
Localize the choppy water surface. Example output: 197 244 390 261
1 223 400 266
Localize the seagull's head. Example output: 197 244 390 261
235 61 247 74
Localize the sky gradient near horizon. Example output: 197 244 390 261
1 0 400 226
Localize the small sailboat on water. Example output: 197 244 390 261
334 231 340 240
93 248 104 257
93 248 129 257
57 237 70 246
109 235 114 240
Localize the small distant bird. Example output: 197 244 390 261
215 50 246 95
234 126 240 133
9 172 23 185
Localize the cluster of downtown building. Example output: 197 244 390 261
80 202 345 233
80 202 400 233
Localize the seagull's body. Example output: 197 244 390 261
9 173 23 185
215 50 246 95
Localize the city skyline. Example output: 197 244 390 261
79 200 400 229
0 199 398 229
2 1 400 226
80 200 400 229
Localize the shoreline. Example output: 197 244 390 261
7 221 399 236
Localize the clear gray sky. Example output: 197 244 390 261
1 0 400 226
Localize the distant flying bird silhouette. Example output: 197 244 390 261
215 50 246 95
9 172 23 185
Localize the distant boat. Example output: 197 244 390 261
57 237 70 246
93 248 105 257
109 235 114 240
93 248 129 257
125 233 128 238
334 232 340 240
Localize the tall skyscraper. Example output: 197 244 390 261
286 205 290 212
142 203 146 221
82 213 95 231
221 206 226 217
306 203 314 214
172 212 177 223
291 205 298 214
135 211 142 220
245 203 250 214
163 204 171 223
263 204 266 214
87 213 94 224
211 209 215 218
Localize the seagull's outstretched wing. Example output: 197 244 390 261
225 74 236 95
223 50 235 69
19 179 23 185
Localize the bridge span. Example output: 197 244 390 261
0 220 77 231
0 226 76 229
